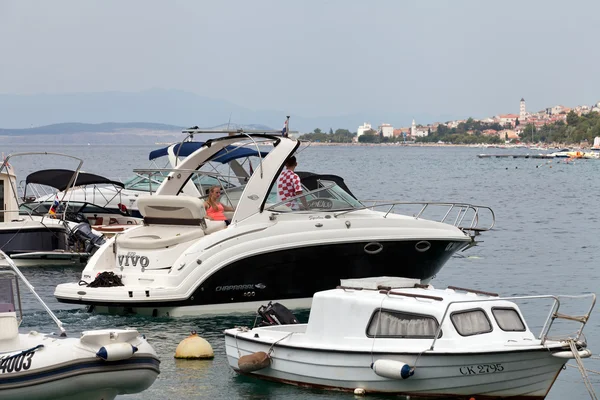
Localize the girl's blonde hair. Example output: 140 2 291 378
206 185 221 211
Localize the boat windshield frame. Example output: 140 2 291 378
265 180 363 212
1 152 85 223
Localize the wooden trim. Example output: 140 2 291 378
447 286 499 297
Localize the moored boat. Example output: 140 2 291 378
224 277 595 398
0 153 106 267
0 251 160 400
55 130 495 317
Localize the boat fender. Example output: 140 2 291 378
238 351 271 373
96 343 138 361
552 349 592 359
371 359 414 379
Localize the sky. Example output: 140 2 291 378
1 0 599 127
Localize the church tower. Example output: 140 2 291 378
411 119 416 136
520 98 526 119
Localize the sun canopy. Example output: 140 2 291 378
296 172 358 200
148 142 269 163
25 169 125 191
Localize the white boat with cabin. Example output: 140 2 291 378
0 251 160 400
225 277 595 399
0 153 107 267
55 131 495 317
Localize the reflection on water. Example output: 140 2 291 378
5 144 600 399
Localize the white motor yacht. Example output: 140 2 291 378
55 131 495 317
0 251 160 400
224 277 595 399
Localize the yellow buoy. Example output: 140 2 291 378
174 331 214 359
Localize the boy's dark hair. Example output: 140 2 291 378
285 156 297 167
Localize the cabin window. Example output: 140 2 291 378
366 310 440 338
492 307 526 332
451 309 493 336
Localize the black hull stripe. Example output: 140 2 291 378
58 239 466 308
0 356 160 389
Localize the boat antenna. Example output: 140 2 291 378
0 250 66 336
226 113 233 131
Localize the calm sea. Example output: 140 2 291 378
4 143 599 399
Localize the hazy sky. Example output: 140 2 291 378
1 0 599 123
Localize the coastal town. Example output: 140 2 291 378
299 98 600 147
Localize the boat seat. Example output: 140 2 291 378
0 312 18 340
138 195 206 226
205 219 227 234
118 225 205 249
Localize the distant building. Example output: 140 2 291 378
520 98 527 120
393 128 410 138
551 105 569 114
378 123 394 138
357 122 372 138
497 129 519 141
411 119 429 137
498 114 519 127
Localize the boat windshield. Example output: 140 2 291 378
124 172 234 194
19 201 120 217
123 174 164 192
266 179 363 212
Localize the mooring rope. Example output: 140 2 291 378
267 332 294 356
233 326 249 358
568 339 597 400
0 344 44 362
567 363 600 375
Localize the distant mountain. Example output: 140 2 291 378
0 89 451 133
0 121 281 144
0 122 184 136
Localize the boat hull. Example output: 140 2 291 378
0 251 88 267
224 333 567 399
0 359 160 400
0 330 160 400
56 238 467 316
0 222 87 267
0 225 68 254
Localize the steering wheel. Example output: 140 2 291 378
65 212 89 223
307 198 333 210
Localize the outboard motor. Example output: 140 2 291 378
70 222 106 254
257 301 299 326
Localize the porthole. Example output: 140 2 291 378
364 242 383 255
415 241 431 252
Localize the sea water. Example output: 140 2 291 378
4 143 599 399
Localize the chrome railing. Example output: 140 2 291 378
337 201 496 233
424 292 596 351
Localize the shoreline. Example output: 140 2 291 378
302 142 592 149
